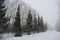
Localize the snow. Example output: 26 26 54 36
0 31 60 40
0 33 14 39
2 33 14 38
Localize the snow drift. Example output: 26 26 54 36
1 31 60 40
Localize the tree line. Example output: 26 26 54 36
0 0 47 37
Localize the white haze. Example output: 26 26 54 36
5 0 58 30
55 0 60 31
22 0 58 30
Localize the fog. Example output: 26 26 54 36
5 0 59 30
20 0 58 30
56 0 60 31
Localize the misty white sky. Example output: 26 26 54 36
21 0 58 28
9 0 58 29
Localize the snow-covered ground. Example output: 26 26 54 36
0 30 60 40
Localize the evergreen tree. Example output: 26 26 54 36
44 23 47 31
0 0 9 33
40 17 45 32
13 4 22 36
33 14 38 32
37 15 41 32
26 10 32 35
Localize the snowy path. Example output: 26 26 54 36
0 31 60 40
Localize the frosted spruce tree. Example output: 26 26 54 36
0 0 10 33
40 16 45 32
13 4 22 36
37 15 41 32
26 10 33 35
33 14 38 32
